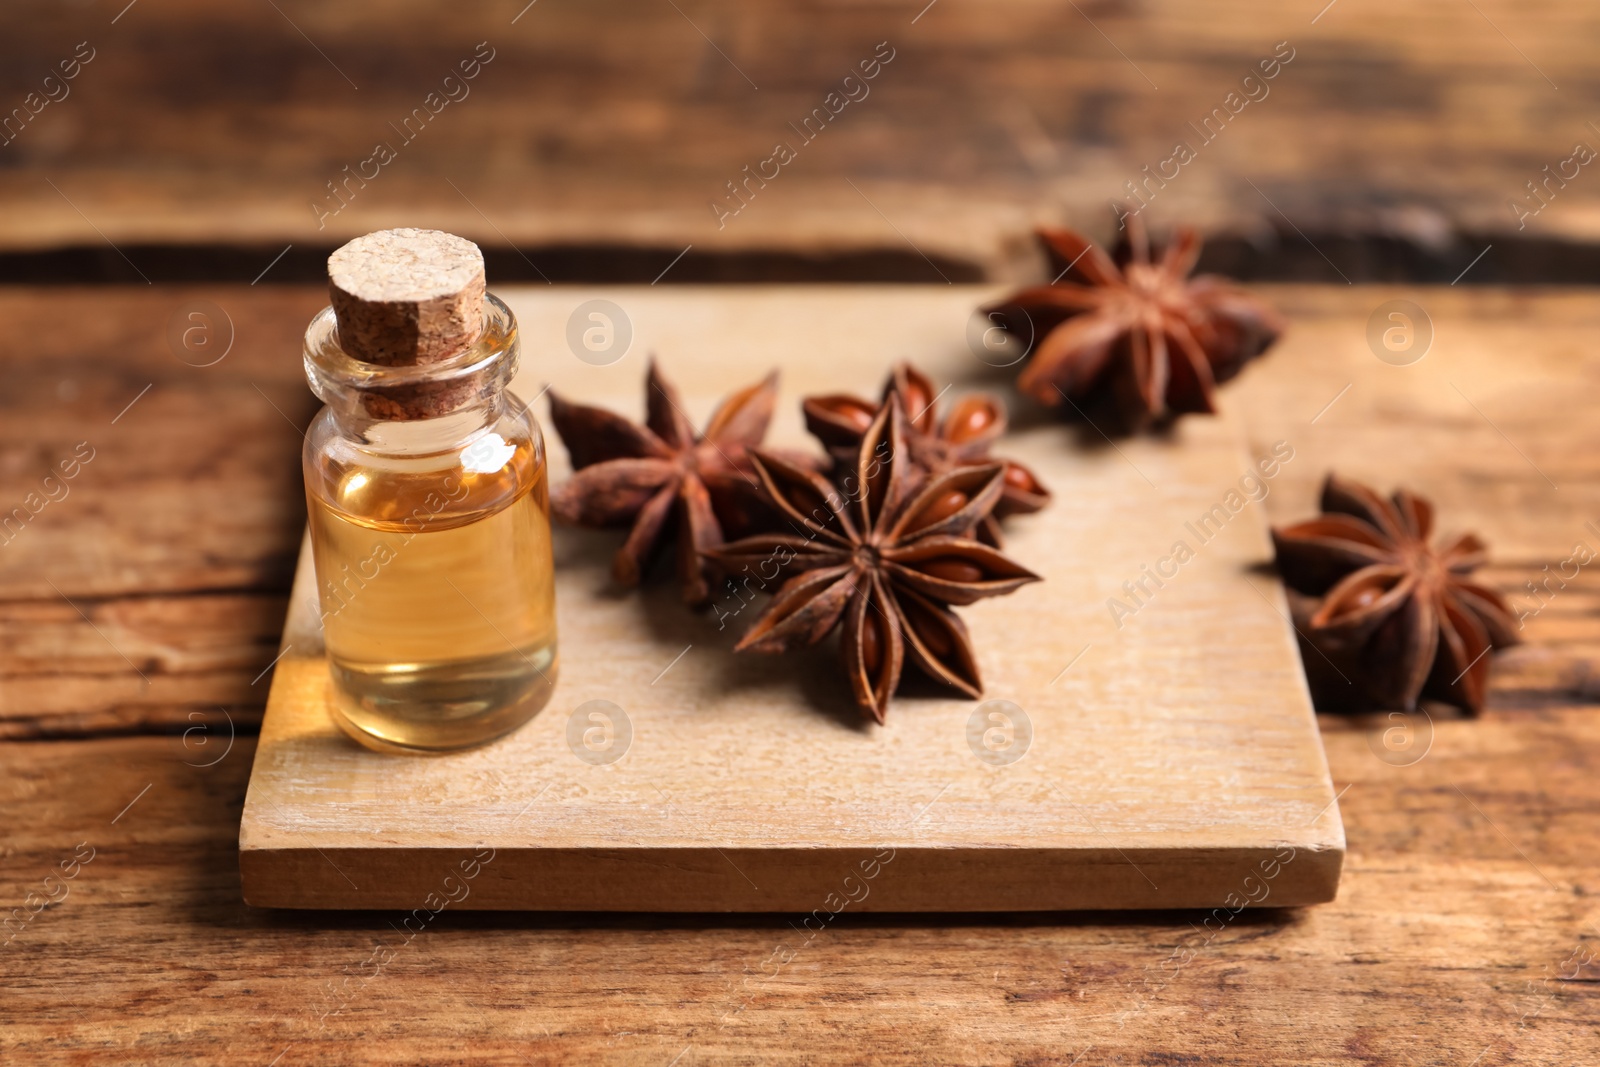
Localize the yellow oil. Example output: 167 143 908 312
305 431 557 752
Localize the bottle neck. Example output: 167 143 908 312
342 394 511 455
303 293 520 452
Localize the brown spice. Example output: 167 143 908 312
708 400 1041 723
983 214 1283 425
1272 473 1520 715
802 362 1050 546
547 360 784 607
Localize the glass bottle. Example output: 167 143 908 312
301 229 557 752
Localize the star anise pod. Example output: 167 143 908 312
707 400 1041 723
801 362 1050 546
547 360 780 607
982 213 1283 424
1272 474 1520 715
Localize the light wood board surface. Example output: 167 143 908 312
239 287 1342 910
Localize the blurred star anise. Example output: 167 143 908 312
1272 474 1519 715
548 360 780 607
801 362 1050 546
983 214 1283 424
708 401 1041 723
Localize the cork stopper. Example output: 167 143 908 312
328 228 486 366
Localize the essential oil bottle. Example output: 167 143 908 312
301 228 557 752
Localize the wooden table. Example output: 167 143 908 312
5 1 1599 281
3 284 1598 1064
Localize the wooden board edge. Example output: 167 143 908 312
240 841 1342 912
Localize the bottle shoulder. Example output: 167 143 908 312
305 403 546 534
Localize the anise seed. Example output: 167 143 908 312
860 611 883 673
945 402 995 443
902 382 933 420
838 402 875 432
915 489 969 527
907 610 953 658
1004 463 1040 493
921 558 984 583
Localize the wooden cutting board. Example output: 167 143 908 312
239 285 1343 911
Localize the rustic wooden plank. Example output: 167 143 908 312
239 286 1343 910
1 2 1597 273
1237 287 1600 560
0 593 285 738
3 711 1596 1064
0 287 323 738
0 286 322 598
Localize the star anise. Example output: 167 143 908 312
547 360 780 607
801 362 1050 546
983 213 1283 424
707 400 1041 722
1272 474 1520 715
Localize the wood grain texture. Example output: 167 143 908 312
0 287 324 738
2 2 1599 275
2 284 1599 1060
240 288 1343 910
3 716 1596 1065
